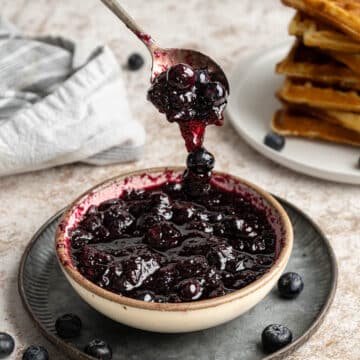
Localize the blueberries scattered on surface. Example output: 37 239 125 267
55 313 82 339
261 324 293 353
85 339 112 360
127 53 144 71
278 272 304 299
186 148 215 174
0 332 15 358
264 132 285 151
22 346 49 360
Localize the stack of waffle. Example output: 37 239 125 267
273 0 360 146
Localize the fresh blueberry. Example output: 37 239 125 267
22 346 49 360
0 332 15 357
85 339 112 360
264 132 285 151
127 53 144 71
55 313 82 339
186 148 215 174
167 63 196 89
278 272 304 299
261 324 293 353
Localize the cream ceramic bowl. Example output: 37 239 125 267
55 167 293 333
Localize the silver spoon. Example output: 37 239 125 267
100 0 229 92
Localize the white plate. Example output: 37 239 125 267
227 41 360 185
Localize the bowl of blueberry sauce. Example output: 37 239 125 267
55 62 293 333
55 167 293 333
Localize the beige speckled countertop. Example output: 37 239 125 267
1 0 359 359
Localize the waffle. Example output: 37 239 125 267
329 51 360 75
279 101 360 132
302 107 360 132
289 12 360 52
276 41 360 89
282 0 360 42
277 78 360 112
272 108 360 146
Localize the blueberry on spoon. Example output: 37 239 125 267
261 324 293 353
167 63 196 89
0 332 15 358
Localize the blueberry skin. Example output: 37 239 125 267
278 272 304 299
186 148 215 174
261 324 293 353
22 346 49 360
85 339 112 360
127 53 144 71
264 132 285 151
0 332 15 358
55 313 82 339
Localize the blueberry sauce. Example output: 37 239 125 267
68 60 278 303
70 180 277 303
147 63 228 152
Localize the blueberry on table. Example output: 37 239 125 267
55 313 82 339
264 132 285 151
0 332 15 358
85 339 112 360
186 147 215 174
22 346 49 360
278 272 304 299
261 324 293 353
127 53 144 71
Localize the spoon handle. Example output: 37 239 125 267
100 0 157 51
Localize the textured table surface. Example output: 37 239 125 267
0 1 359 359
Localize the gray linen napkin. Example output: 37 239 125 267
0 18 145 176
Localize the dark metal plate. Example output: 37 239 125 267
18 198 337 360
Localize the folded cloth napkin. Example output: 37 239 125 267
0 18 145 177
